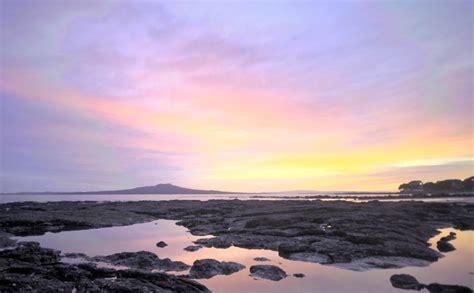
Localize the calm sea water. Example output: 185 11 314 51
13 220 474 293
1 193 473 203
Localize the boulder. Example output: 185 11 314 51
189 259 245 279
437 240 455 252
426 283 472 293
390 274 422 290
249 265 287 281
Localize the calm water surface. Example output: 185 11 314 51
14 220 474 293
1 193 473 203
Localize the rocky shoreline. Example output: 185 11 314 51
1 199 473 291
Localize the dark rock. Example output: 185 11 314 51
1 199 473 272
426 283 473 293
249 265 287 281
184 245 203 252
156 241 168 248
93 251 190 272
189 259 245 279
390 274 423 290
195 237 232 248
0 241 60 266
437 240 455 252
254 257 271 262
442 232 457 241
293 273 306 278
0 231 16 248
0 243 209 292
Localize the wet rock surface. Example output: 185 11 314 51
390 274 423 290
254 257 271 262
437 232 457 252
0 231 16 248
184 245 203 252
0 241 209 292
0 199 473 272
249 265 287 281
93 251 190 272
425 283 473 293
390 274 472 293
189 259 245 279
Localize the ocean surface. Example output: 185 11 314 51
12 220 474 293
1 193 473 203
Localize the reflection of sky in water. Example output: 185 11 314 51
15 220 473 293
1 193 473 204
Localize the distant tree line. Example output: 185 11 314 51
399 176 474 193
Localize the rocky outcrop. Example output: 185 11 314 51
425 283 473 293
390 274 472 293
437 232 457 252
0 200 473 272
249 265 287 281
0 242 209 292
189 259 245 279
93 251 190 272
390 274 423 290
184 245 203 252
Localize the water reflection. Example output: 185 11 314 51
14 220 473 293
1 193 473 204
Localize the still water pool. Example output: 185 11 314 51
14 220 474 292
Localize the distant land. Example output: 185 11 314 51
398 176 474 193
2 176 473 195
2 183 240 195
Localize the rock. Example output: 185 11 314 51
254 257 271 262
293 273 305 278
195 237 232 248
437 232 457 252
184 245 203 252
1 199 473 273
390 274 423 290
0 243 210 292
93 251 190 272
443 232 457 241
189 259 245 279
62 252 92 260
437 240 455 252
0 231 16 248
425 283 473 293
0 241 60 266
156 241 168 248
249 265 287 281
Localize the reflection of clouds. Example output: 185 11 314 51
13 218 474 292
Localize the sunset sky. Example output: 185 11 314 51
1 0 473 192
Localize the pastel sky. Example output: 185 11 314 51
0 0 473 192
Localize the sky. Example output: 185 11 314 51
0 0 473 193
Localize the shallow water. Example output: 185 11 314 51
14 220 474 292
1 193 473 204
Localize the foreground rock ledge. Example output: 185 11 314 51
0 199 473 271
0 242 210 292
